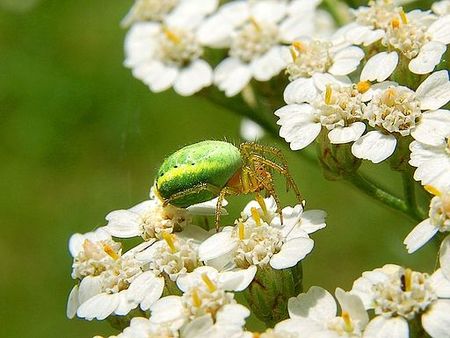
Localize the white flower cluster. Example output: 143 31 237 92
68 186 324 337
123 0 335 97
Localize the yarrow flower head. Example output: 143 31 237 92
67 228 164 320
199 196 326 270
124 0 218 96
136 226 209 282
404 185 450 253
273 286 369 338
104 187 218 241
197 0 328 96
351 70 450 163
148 266 252 332
351 263 450 338
342 0 450 75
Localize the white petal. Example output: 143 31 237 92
363 316 408 338
361 81 398 102
329 46 364 76
198 231 236 261
197 1 249 48
312 73 351 91
411 109 450 146
360 52 398 82
251 46 287 81
345 24 385 45
251 0 287 23
275 318 324 335
279 15 315 42
441 235 450 281
187 197 227 216
430 269 450 298
126 271 164 311
176 266 220 292
105 210 142 238
240 118 265 141
328 122 366 144
409 41 446 74
351 131 397 163
275 104 321 150
165 0 218 29
270 237 314 269
216 303 250 326
77 293 120 320
416 70 450 110
299 210 327 234
283 77 318 104
335 288 369 328
67 285 79 319
78 275 103 304
428 15 450 44
351 276 376 309
150 295 184 324
403 218 439 253
422 300 450 338
214 58 251 97
288 286 337 321
174 60 213 96
137 62 178 93
124 23 159 67
219 266 257 291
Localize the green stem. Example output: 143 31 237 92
402 171 426 220
322 0 348 26
345 172 421 222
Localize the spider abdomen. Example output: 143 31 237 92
156 140 243 207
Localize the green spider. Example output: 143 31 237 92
154 140 304 229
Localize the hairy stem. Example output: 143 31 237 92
345 172 422 222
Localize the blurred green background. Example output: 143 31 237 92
0 0 437 337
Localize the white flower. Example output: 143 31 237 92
104 189 219 241
276 81 367 150
404 186 450 253
135 227 209 281
409 132 450 189
124 2 215 96
198 0 323 96
149 266 252 330
344 1 450 75
351 264 450 338
122 0 218 27
199 196 325 270
343 0 399 46
105 198 191 241
351 71 450 163
285 39 364 83
274 286 369 338
433 1 450 16
67 230 164 320
240 118 265 142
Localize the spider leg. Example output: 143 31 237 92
244 164 284 225
247 153 305 207
215 186 240 231
240 143 293 193
162 183 222 207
